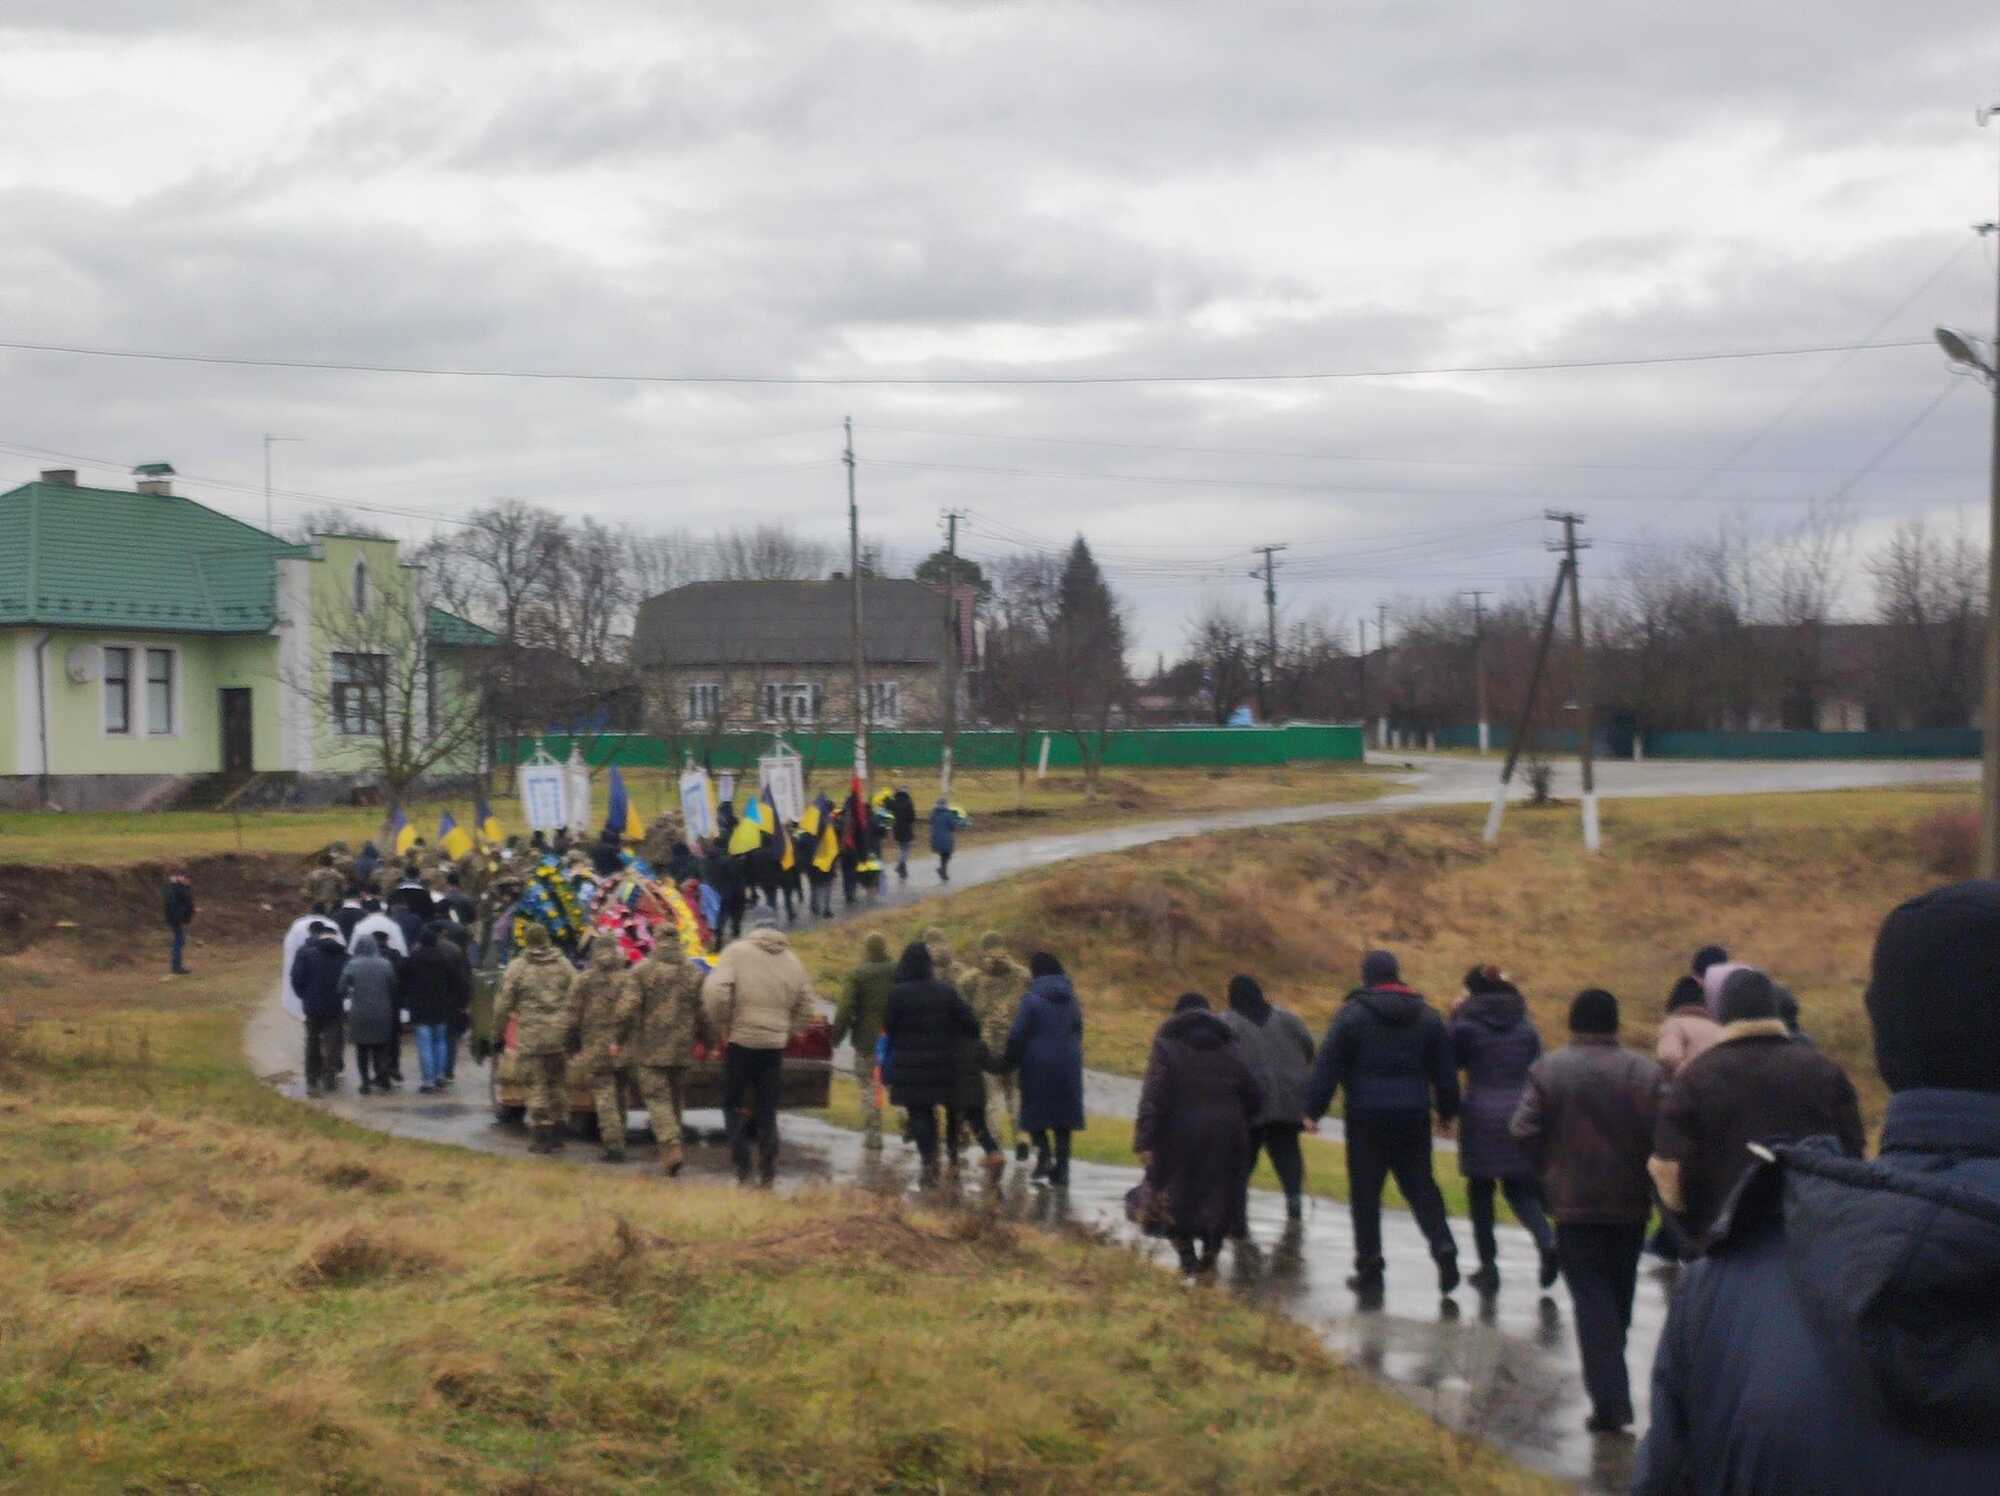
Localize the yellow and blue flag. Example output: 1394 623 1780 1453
606 767 645 841
813 819 839 872
765 788 794 871
438 812 474 861
727 815 764 855
742 793 769 832
389 806 417 857
476 793 504 846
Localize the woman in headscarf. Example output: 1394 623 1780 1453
880 941 982 1186
1135 993 1262 1280
1004 952 1086 1186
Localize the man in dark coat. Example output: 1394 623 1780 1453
928 798 960 882
1511 988 1665 1434
439 871 477 928
289 921 349 1094
1004 952 1086 1187
1219 974 1315 1222
704 840 745 944
888 786 917 879
164 870 195 975
388 892 426 955
1634 881 2000 1493
394 866 435 922
1449 966 1558 1293
400 926 469 1094
1136 993 1263 1278
1648 967 1865 1246
880 943 988 1185
1305 949 1462 1295
339 932 402 1094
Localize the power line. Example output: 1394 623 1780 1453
0 334 1936 387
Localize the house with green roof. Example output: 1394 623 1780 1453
1 466 497 810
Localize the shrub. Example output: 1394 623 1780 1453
1912 808 1979 878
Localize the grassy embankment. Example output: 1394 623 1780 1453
0 940 1548 1493
0 761 1389 866
795 785 1977 1199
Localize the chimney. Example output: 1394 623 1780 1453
38 469 76 487
132 461 175 497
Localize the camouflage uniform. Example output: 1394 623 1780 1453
490 928 577 1150
923 927 959 988
628 946 710 1171
832 932 897 1150
571 941 640 1159
303 862 345 909
960 937 1029 1153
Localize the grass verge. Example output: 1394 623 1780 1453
0 948 1550 1494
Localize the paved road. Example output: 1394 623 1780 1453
246 753 1969 1492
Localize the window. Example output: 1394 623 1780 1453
352 559 369 613
145 649 175 735
686 682 722 723
103 646 131 734
761 682 818 725
331 652 387 735
867 680 900 726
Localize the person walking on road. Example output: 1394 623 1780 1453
1004 952 1086 1186
831 931 897 1150
164 869 195 975
1219 974 1315 1223
881 942 991 1186
961 932 1031 1161
400 925 469 1094
491 923 578 1154
1510 988 1664 1435
929 797 961 882
628 937 710 1176
702 912 817 1185
290 920 349 1093
339 932 401 1095
1449 965 1559 1294
1136 993 1263 1280
1633 881 2000 1493
888 786 917 880
1649 967 1865 1247
1305 950 1462 1297
572 939 639 1162
347 897 407 959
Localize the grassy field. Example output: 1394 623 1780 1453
792 784 1978 1131
0 947 1549 1495
0 761 1387 867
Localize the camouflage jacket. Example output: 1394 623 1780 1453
302 865 345 908
961 953 1029 1070
571 946 639 1072
492 947 577 1056
629 952 709 1068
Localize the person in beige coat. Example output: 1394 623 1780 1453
1656 976 1722 1079
702 914 816 1184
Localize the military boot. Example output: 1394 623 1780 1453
660 1143 685 1178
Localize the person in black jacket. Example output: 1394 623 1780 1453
400 926 469 1093
439 871 476 928
1634 882 2000 1494
289 921 349 1093
164 870 195 975
1136 993 1263 1279
437 920 475 1082
880 941 982 1186
1306 950 1462 1295
888 786 918 880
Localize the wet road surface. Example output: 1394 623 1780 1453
247 755 1964 1490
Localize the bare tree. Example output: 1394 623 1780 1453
1184 603 1256 725
717 524 834 581
1869 517 1987 728
286 506 388 542
978 553 1059 803
1760 499 1853 729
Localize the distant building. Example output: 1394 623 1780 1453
0 467 494 810
632 578 966 738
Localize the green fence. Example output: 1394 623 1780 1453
503 723 1365 773
1641 729 1980 760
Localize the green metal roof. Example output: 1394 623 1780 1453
426 606 500 647
0 478 305 633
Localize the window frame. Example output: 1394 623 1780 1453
685 681 722 724
144 647 176 737
103 645 132 736
867 679 900 727
330 651 388 737
761 680 818 726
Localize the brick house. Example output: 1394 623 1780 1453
632 578 964 740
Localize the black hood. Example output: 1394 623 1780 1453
1460 987 1526 1031
1776 1140 2000 1437
1349 985 1425 1026
1161 1010 1233 1050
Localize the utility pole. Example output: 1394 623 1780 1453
939 508 967 797
1550 510 1599 852
1376 600 1390 749
1250 543 1288 720
1356 619 1368 744
262 433 302 536
845 417 867 785
1483 553 1573 844
1464 590 1490 753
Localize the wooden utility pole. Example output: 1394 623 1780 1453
845 417 867 784
1356 619 1368 742
1483 555 1572 845
1376 600 1390 748
1464 590 1490 753
939 508 966 798
1251 543 1288 719
1550 510 1599 851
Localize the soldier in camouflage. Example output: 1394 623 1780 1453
302 852 346 909
960 931 1030 1159
923 926 958 987
627 941 711 1175
571 939 639 1162
490 922 578 1153
831 931 897 1150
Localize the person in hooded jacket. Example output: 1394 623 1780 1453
1136 993 1263 1279
881 942 997 1185
1449 965 1559 1294
1634 881 2000 1494
1219 974 1315 1222
340 932 401 1094
929 798 961 882
1306 950 1462 1295
354 840 381 891
1005 952 1086 1186
888 786 917 879
290 920 349 1093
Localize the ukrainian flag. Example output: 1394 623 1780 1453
390 806 418 857
812 820 839 872
765 788 794 870
742 794 769 832
727 815 764 855
607 767 645 842
476 793 504 846
438 812 474 861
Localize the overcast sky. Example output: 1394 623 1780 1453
4 0 1999 657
